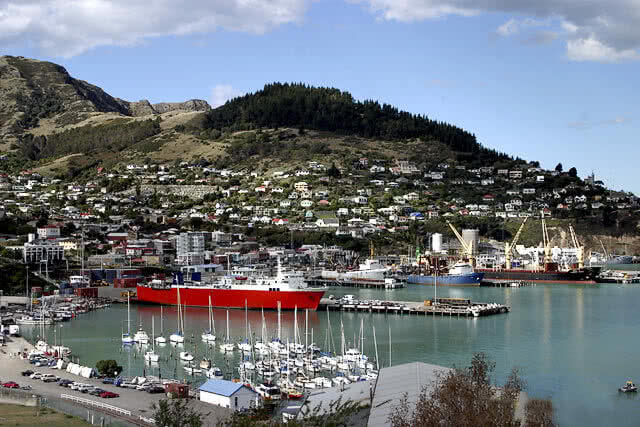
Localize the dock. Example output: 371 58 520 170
306 277 405 289
318 297 509 317
480 280 535 288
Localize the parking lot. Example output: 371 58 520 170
0 336 232 425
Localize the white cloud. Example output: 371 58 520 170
567 37 640 62
0 0 308 57
496 19 519 37
211 84 243 108
354 0 640 62
568 116 632 129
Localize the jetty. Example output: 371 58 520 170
318 297 509 317
306 277 405 289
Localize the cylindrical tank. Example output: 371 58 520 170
431 233 443 252
462 229 479 255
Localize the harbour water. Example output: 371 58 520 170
21 283 640 426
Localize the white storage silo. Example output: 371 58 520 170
462 229 479 255
431 233 443 253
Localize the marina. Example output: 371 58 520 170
0 282 635 425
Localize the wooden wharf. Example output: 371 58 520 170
318 298 509 317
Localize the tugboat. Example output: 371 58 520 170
619 380 637 393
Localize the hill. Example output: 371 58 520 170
0 55 210 150
201 83 512 166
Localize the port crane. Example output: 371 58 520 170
446 220 475 264
541 211 553 268
505 217 528 270
568 224 585 269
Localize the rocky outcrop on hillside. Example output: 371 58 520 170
152 99 211 114
127 99 211 117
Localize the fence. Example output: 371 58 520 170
40 394 131 426
61 393 132 416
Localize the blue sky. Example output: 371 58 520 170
1 0 639 193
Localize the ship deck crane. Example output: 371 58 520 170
445 220 474 264
541 211 553 268
568 224 585 269
505 217 528 270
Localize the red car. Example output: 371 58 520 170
100 391 119 398
3 381 19 389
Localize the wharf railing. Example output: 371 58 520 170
61 393 132 417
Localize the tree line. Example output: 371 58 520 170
202 83 511 163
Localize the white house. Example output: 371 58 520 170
37 225 61 240
198 379 257 411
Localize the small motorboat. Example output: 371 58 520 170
620 380 637 393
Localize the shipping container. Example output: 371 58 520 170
75 287 98 298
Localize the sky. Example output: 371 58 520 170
1 0 639 193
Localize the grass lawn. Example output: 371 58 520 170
0 403 89 426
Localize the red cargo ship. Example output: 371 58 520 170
136 264 325 310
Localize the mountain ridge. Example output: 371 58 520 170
0 55 210 148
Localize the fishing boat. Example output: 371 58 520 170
16 315 53 326
206 367 224 379
408 261 484 286
137 259 325 310
620 380 638 393
133 325 149 344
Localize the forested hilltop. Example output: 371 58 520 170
202 83 513 165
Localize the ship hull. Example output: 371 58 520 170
476 269 596 284
136 286 325 310
407 272 484 286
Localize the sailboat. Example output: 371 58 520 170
155 306 167 344
179 304 194 361
201 296 216 342
169 288 185 344
144 316 160 363
220 310 235 352
238 301 251 352
121 293 134 344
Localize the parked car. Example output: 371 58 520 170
89 388 105 396
102 377 115 384
100 391 119 398
147 385 165 394
21 370 33 377
3 381 19 389
29 372 42 380
58 379 73 387
136 383 152 391
41 374 58 383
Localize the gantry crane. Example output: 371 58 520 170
568 224 585 269
505 217 528 270
446 220 474 264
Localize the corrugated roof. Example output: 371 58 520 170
368 362 452 427
199 379 248 397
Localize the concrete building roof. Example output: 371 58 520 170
368 362 452 427
299 379 374 420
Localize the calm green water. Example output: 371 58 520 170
21 283 640 426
